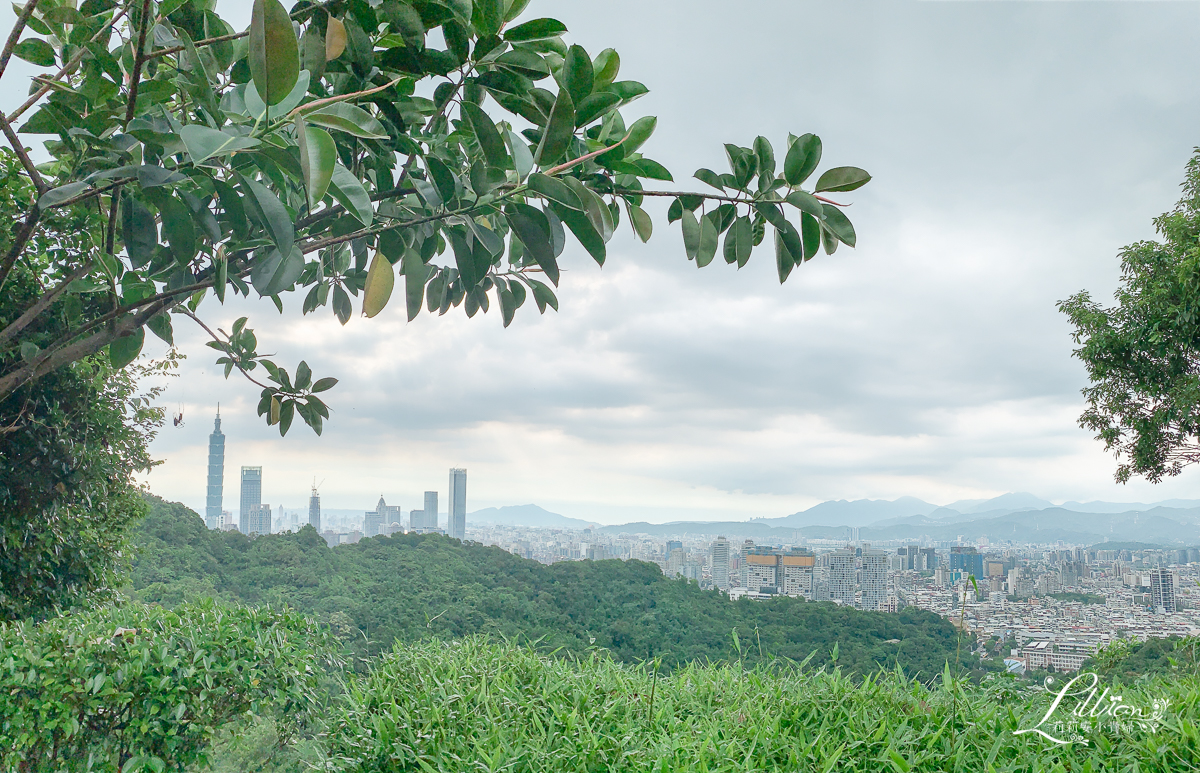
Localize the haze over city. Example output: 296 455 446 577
83 1 1199 521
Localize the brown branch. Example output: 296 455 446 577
542 134 628 177
6 6 128 123
41 179 126 211
0 211 41 292
105 189 120 255
123 0 155 129
144 0 340 62
290 76 405 118
0 260 93 351
0 0 41 86
296 184 415 229
0 112 46 194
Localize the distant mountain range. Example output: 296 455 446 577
468 504 598 530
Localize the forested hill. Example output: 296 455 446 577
130 496 968 677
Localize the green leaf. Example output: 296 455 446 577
239 175 295 254
146 312 174 346
402 249 430 322
504 17 567 42
527 173 582 210
13 39 55 67
506 130 534 181
180 125 260 165
626 202 652 243
623 115 657 155
561 176 612 243
328 165 373 226
821 205 857 247
472 0 504 37
303 103 389 140
694 168 724 191
528 278 558 313
296 121 336 209
592 48 620 90
726 215 752 267
109 327 145 369
244 70 311 121
550 202 606 266
775 227 795 284
426 157 458 204
158 195 197 262
800 211 820 261
631 158 672 182
507 202 559 284
251 245 304 296
249 0 300 106
814 166 872 193
779 219 804 265
300 22 326 82
19 340 39 362
362 252 395 318
785 190 825 219
384 0 426 49
534 88 575 166
680 208 700 260
311 376 338 393
574 92 620 128
121 195 157 267
561 45 593 104
462 101 509 170
697 215 718 267
754 136 775 180
784 133 822 186
36 182 89 209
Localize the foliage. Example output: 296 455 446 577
1086 635 1200 682
1061 148 1200 482
0 600 337 773
0 0 870 435
132 496 969 679
1046 591 1106 605
0 151 170 621
319 637 1200 772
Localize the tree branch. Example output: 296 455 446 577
0 260 92 351
0 111 46 194
178 307 273 391
124 0 155 129
0 211 41 292
0 0 41 86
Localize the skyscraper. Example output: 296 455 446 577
205 412 225 529
828 548 857 607
710 537 730 591
239 466 262 535
364 496 386 537
423 490 439 531
1150 568 1176 614
308 484 321 532
860 549 890 611
448 468 467 540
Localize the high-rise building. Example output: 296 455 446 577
238 466 262 534
205 412 225 529
423 490 439 531
860 549 890 611
308 484 321 532
364 496 386 537
245 503 271 536
408 509 424 531
448 468 467 540
828 548 857 607
949 547 984 579
1150 568 1176 614
710 537 730 591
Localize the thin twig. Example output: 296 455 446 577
123 0 155 128
290 76 405 118
542 134 628 177
0 212 40 292
0 0 41 86
178 307 273 390
0 260 92 351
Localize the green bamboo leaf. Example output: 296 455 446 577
362 252 395 318
533 88 575 166
249 0 300 106
296 120 336 209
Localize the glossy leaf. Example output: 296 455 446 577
800 211 821 261
697 216 718 268
504 17 567 42
462 101 509 170
623 115 657 155
36 182 89 209
146 313 174 346
533 88 575 166
326 16 347 60
303 103 389 140
785 190 825 220
680 208 700 260
402 249 429 322
592 48 620 90
814 166 872 193
527 173 582 210
240 176 295 254
362 252 395 318
821 206 857 247
249 0 300 106
626 202 652 243
297 121 336 209
158 195 197 262
251 245 304 297
472 0 504 37
551 202 606 266
328 165 373 226
562 45 594 104
180 125 259 164
784 133 822 186
13 39 55 67
507 202 560 285
244 70 310 121
506 130 534 181
121 195 157 267
528 278 559 313
574 92 620 128
109 328 145 369
774 227 795 284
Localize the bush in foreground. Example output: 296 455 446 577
0 601 335 772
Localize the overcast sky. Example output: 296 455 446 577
7 1 1200 523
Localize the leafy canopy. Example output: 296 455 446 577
0 0 869 436
1060 149 1200 483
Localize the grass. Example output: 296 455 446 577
299 637 1200 773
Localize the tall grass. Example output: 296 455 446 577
315 637 1200 772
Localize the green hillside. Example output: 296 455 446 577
130 496 967 677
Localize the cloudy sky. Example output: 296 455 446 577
7 1 1200 523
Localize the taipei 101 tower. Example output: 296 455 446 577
205 408 225 529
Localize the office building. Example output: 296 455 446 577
665 540 683 554
828 548 857 607
308 485 321 531
1150 568 1176 614
424 491 439 531
711 537 730 591
949 546 984 579
448 468 467 540
245 502 271 536
744 550 780 592
780 552 816 598
205 412 225 529
238 466 262 535
364 496 385 537
860 549 890 611
409 509 424 531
